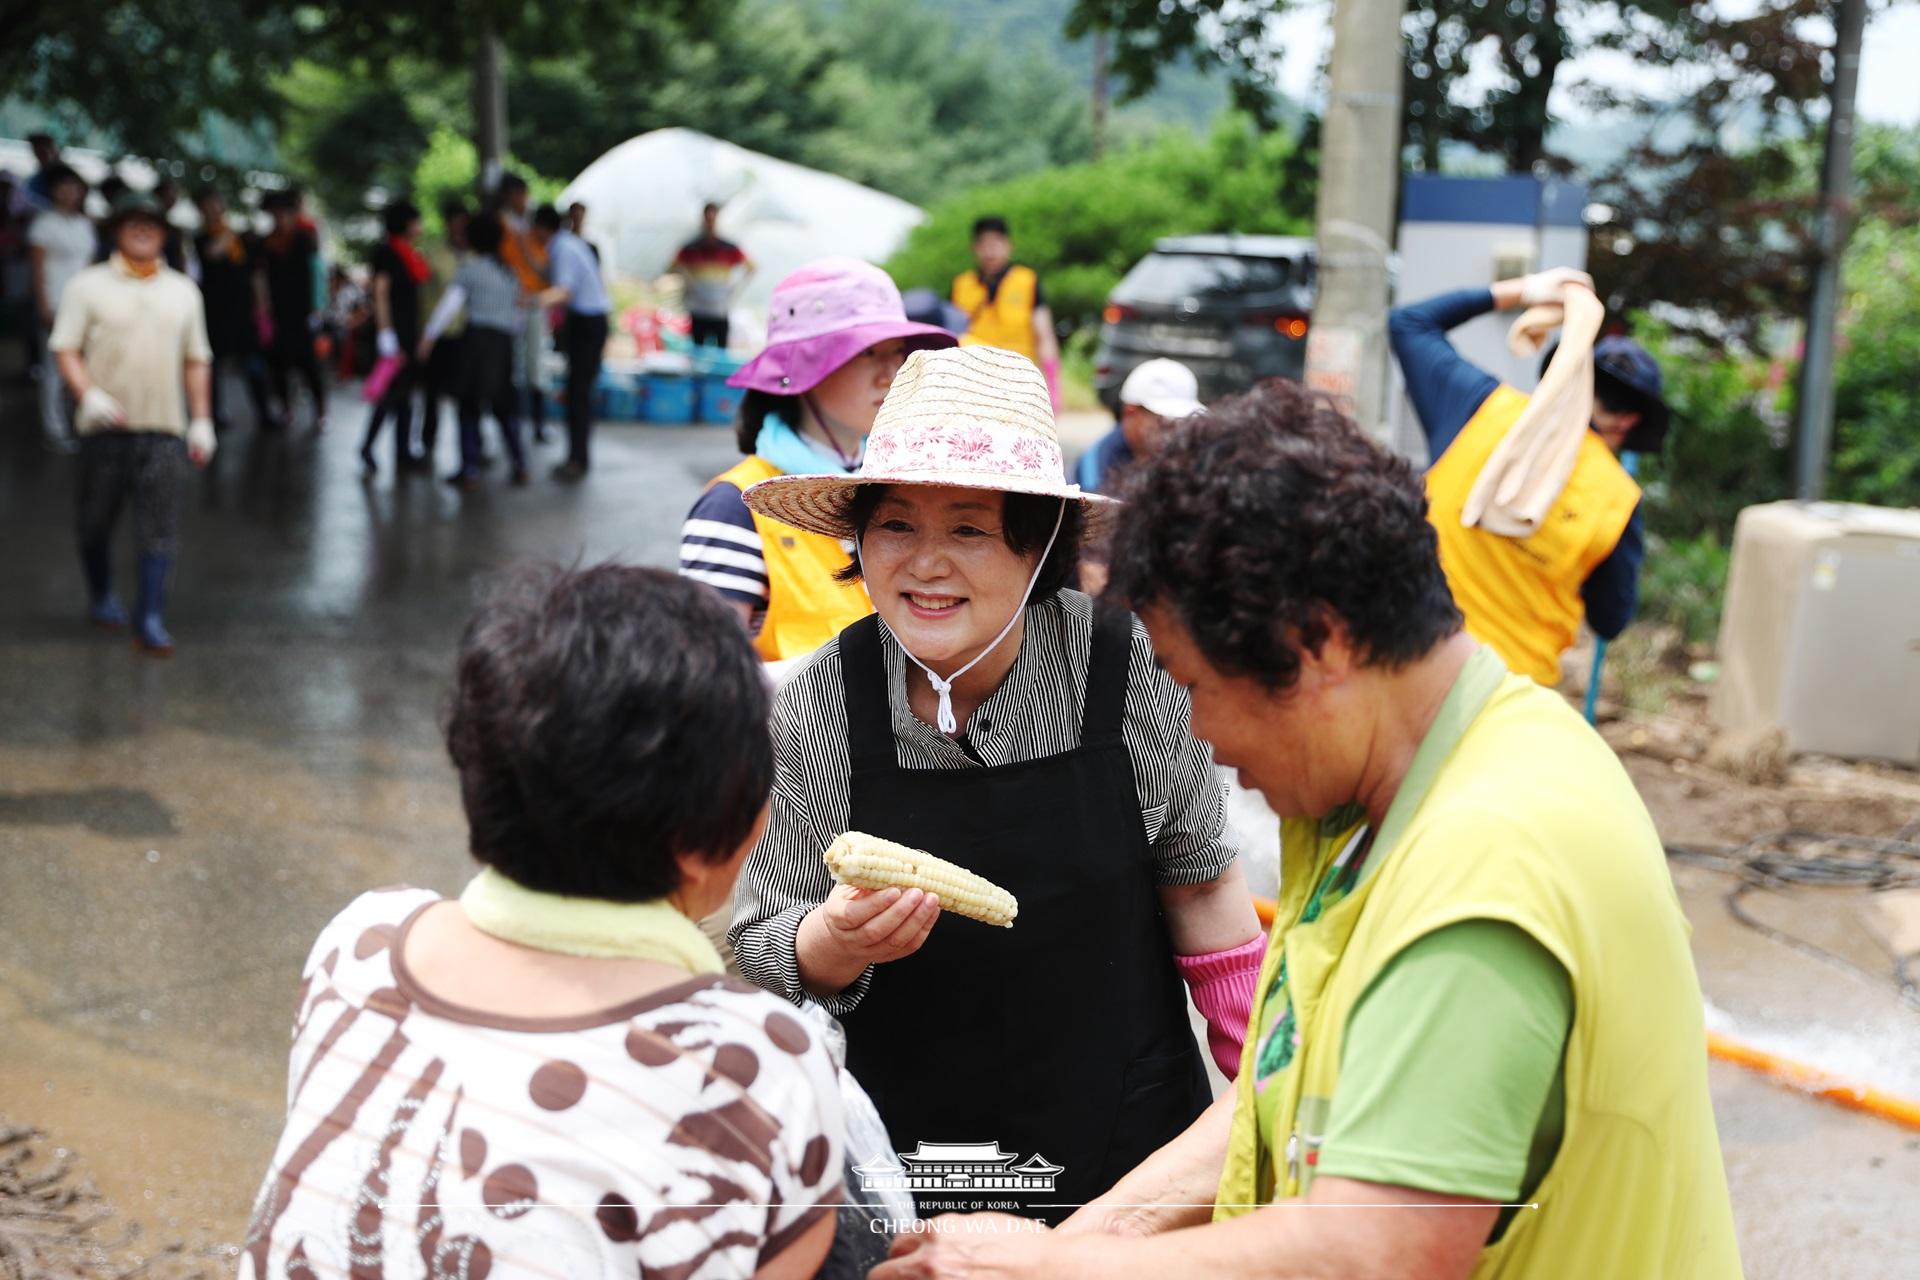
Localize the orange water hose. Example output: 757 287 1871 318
1247 895 1920 1131
1705 1030 1920 1130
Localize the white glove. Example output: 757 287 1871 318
77 386 128 431
186 417 217 466
1519 267 1596 306
376 329 400 359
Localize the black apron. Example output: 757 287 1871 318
835 610 1210 1225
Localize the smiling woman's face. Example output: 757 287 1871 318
859 485 1039 671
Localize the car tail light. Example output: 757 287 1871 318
1242 311 1310 339
1095 364 1112 377
1103 304 1136 325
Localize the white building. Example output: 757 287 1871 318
854 1142 1063 1193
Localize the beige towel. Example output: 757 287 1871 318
1461 285 1606 538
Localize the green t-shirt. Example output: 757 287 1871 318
1316 918 1571 1231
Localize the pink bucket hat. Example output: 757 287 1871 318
729 258 956 395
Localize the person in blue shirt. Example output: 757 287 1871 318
1389 268 1671 660
1075 358 1205 497
1075 359 1205 595
531 204 612 481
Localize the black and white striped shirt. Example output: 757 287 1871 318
729 590 1233 1014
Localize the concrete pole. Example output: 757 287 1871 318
1304 0 1406 439
1794 0 1865 501
473 28 509 203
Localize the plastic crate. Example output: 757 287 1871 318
641 373 697 424
689 347 748 379
698 377 745 425
593 371 639 421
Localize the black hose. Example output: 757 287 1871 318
1665 826 1920 1012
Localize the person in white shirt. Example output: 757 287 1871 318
528 204 611 481
49 192 215 656
28 164 97 453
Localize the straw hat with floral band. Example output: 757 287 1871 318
745 343 1115 732
727 257 955 467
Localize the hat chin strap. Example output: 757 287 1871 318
861 498 1066 736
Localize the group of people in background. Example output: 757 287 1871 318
0 128 764 658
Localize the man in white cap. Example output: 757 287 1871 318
1075 358 1206 593
1075 357 1205 497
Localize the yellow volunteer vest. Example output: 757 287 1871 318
1216 659 1742 1279
952 265 1039 361
714 456 873 661
1425 386 1641 685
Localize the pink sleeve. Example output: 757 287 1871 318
1176 934 1267 1079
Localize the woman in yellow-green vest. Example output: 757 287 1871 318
1390 268 1672 685
873 381 1739 1280
679 259 956 661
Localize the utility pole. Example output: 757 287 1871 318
473 27 509 204
1794 0 1865 501
1091 30 1110 160
1304 0 1406 439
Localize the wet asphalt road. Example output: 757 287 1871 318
3 382 1917 1273
0 387 764 1248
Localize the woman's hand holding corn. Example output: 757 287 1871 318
795 883 942 997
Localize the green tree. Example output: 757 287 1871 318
1827 218 1920 510
4 0 707 169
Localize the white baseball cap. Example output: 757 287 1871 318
1120 358 1204 419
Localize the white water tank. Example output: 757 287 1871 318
1710 501 1920 765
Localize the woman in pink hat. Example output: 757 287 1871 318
678 258 956 662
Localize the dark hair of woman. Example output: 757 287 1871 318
833 485 1085 603
465 211 505 260
734 389 803 454
444 563 774 902
1107 378 1463 692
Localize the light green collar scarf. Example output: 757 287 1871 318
458 866 725 974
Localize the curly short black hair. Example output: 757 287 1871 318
444 564 773 902
834 484 1084 603
1107 379 1461 691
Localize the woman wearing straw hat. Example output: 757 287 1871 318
678 258 956 662
729 345 1265 1224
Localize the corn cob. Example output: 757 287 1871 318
823 831 1018 928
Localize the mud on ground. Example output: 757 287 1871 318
0 1122 232 1280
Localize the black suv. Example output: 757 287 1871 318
1092 235 1317 410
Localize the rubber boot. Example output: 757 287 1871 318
132 553 175 656
80 542 127 628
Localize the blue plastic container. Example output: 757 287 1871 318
603 376 642 421
689 347 748 379
641 373 697 424
699 377 745 425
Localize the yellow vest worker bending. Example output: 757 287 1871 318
875 380 1742 1280
1391 268 1672 684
